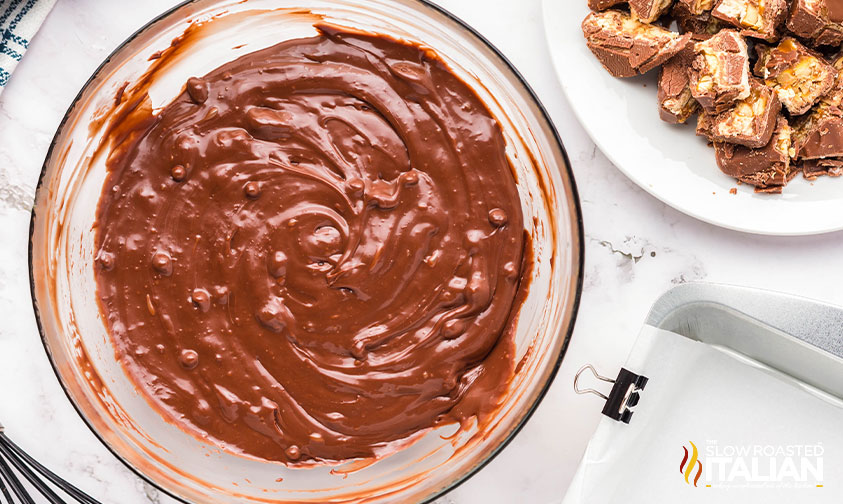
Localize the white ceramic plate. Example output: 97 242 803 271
543 0 843 236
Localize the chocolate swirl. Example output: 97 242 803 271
95 25 529 463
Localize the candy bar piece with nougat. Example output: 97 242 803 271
582 10 692 78
787 0 843 46
711 0 788 41
658 46 700 123
629 0 675 23
695 79 781 147
588 0 627 10
754 37 836 115
714 117 794 192
689 30 751 112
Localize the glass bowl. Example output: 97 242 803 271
29 0 583 502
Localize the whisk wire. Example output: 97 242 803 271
0 438 65 504
0 423 101 504
0 470 13 504
0 434 101 504
0 453 34 504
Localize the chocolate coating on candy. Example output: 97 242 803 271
582 10 692 78
94 25 529 464
658 44 700 124
714 117 793 191
689 29 751 113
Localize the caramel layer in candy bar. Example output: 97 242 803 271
678 0 717 15
792 103 843 159
582 10 692 78
754 37 836 115
714 117 794 192
801 158 843 178
696 79 781 147
711 0 788 41
630 0 674 23
658 46 700 123
787 0 843 46
689 30 751 112
588 0 627 10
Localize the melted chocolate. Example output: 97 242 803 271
94 25 530 463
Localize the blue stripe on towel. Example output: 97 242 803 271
0 0 24 28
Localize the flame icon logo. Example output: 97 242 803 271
680 441 703 487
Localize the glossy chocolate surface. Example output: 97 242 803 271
94 25 530 463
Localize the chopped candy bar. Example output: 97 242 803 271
791 103 843 159
672 2 726 36
714 117 794 191
689 30 751 112
801 158 843 178
630 0 675 22
658 46 700 123
582 10 693 77
711 0 788 41
787 0 843 46
788 53 843 160
678 0 717 15
815 52 843 109
588 0 627 10
754 37 836 115
696 79 781 146
696 110 715 138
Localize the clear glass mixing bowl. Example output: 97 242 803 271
29 0 583 502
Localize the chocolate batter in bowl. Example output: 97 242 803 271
29 1 582 502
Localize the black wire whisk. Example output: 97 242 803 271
0 422 101 504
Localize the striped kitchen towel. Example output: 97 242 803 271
0 0 56 94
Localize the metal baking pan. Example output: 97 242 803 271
565 283 843 503
645 282 843 399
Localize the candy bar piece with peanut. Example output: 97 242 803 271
588 0 627 11
754 37 836 115
711 0 788 41
700 79 781 147
714 117 794 192
801 158 843 179
658 46 699 123
787 0 843 47
689 30 751 113
582 10 693 78
791 104 843 159
678 0 717 15
630 0 675 23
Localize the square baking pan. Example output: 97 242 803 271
564 283 843 503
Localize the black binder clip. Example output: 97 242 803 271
574 365 648 424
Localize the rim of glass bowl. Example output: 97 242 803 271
28 1 584 502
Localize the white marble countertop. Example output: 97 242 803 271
2 1 843 503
